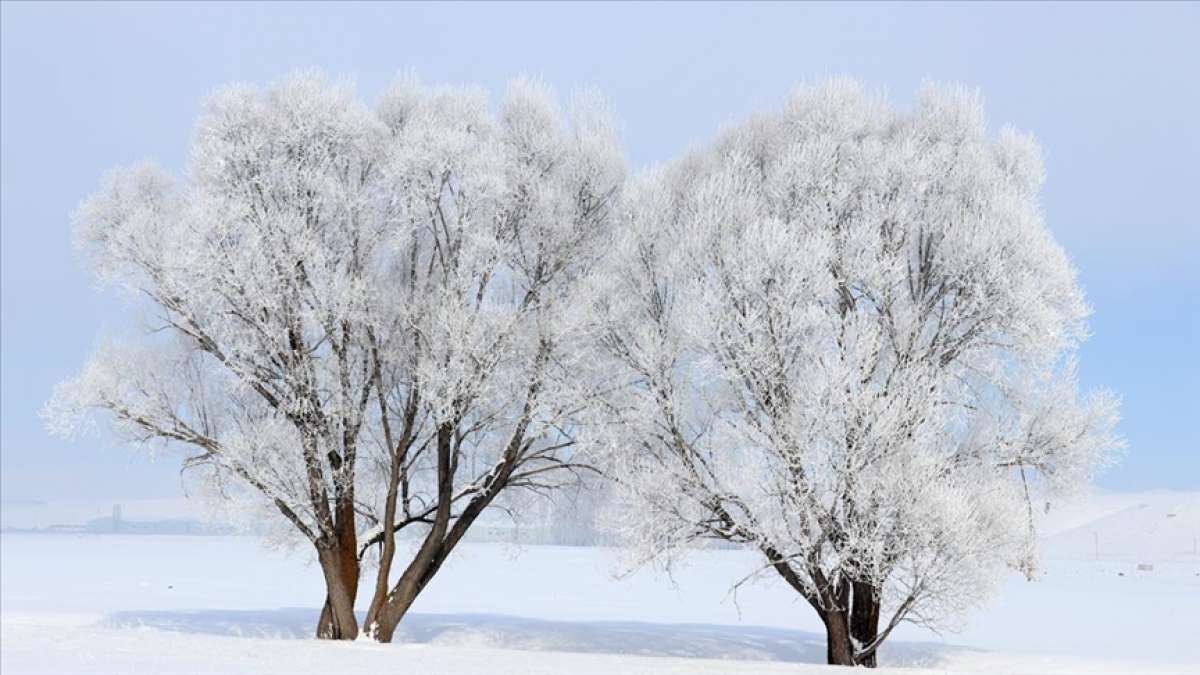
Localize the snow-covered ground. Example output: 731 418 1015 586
2 491 1197 674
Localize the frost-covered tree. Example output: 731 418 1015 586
356 75 622 642
46 73 390 639
46 71 622 642
585 80 1121 667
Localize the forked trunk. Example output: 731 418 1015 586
367 492 490 642
367 425 517 641
365 424 457 642
365 370 542 642
365 557 431 643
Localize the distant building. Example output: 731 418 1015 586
1 499 238 535
82 514 231 535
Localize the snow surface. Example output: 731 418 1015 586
2 490 1197 674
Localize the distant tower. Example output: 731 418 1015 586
112 503 122 533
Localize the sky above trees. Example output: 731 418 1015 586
2 1 1197 499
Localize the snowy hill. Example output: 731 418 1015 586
1038 490 1199 561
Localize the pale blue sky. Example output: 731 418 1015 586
2 1 1197 499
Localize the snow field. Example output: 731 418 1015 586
2 498 1197 675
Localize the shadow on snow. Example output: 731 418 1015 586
104 608 975 667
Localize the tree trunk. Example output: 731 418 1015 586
367 556 431 643
368 420 522 641
367 498 492 642
823 609 857 666
850 580 881 667
368 481 495 642
762 556 866 667
315 547 359 639
314 507 361 640
365 424 456 642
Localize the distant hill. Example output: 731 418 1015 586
1038 490 1199 562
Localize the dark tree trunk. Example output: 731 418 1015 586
362 341 419 638
366 366 545 642
762 555 869 667
368 474 499 642
820 575 857 666
315 547 359 639
366 424 456 642
368 556 431 643
314 507 361 640
823 609 857 666
850 580 881 667
368 421 523 642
